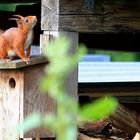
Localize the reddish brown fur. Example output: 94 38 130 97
0 15 37 64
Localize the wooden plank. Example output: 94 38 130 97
42 0 59 13
40 34 50 53
41 0 59 30
0 63 54 139
79 86 140 97
21 64 55 138
43 14 140 33
59 0 140 16
64 32 78 98
41 0 140 32
42 0 140 15
0 55 48 69
59 0 94 14
58 15 140 33
78 82 140 97
0 70 24 140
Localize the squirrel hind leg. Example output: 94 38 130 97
25 45 31 58
0 51 10 63
3 56 12 63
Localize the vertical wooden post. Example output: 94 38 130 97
40 31 78 140
41 2 79 139
41 31 79 99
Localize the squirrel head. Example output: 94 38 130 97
9 15 37 30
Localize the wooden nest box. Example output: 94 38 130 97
0 56 56 139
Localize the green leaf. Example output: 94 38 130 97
40 77 49 92
78 44 88 60
45 36 70 60
42 114 57 131
79 96 118 121
16 112 42 133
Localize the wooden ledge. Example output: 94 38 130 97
0 55 48 69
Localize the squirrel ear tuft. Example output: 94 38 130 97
13 15 24 20
9 18 18 21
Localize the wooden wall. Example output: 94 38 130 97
41 0 140 33
1 0 140 33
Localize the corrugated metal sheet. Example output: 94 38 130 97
78 62 140 83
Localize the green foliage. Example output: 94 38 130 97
41 37 86 98
92 49 140 61
16 112 42 133
79 96 118 122
17 36 118 140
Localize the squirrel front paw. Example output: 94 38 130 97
23 58 31 64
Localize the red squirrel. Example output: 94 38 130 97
0 15 37 64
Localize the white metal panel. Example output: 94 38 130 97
78 62 140 83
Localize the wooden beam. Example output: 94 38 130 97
41 0 140 32
58 15 140 33
41 0 59 30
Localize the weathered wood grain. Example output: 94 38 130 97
41 0 140 32
0 55 48 69
0 60 55 139
58 15 140 33
0 70 24 140
59 0 94 14
40 34 50 53
110 104 140 136
43 15 140 32
63 32 78 98
41 0 59 30
22 64 55 138
42 0 140 15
